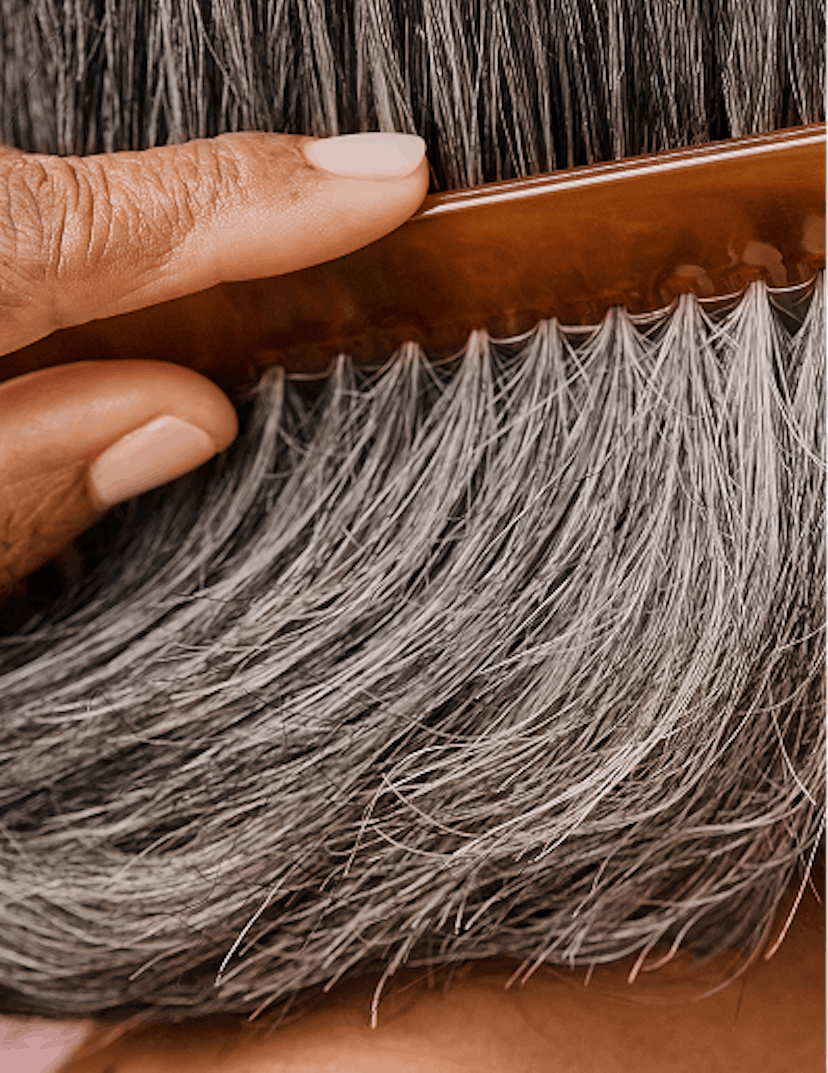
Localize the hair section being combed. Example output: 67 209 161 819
0 280 823 1020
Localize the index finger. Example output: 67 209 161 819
0 132 428 357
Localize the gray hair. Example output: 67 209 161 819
2 0 824 181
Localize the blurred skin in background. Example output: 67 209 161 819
0 133 823 1073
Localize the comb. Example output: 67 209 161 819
2 124 823 398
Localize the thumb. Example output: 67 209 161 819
0 131 429 355
0 360 237 598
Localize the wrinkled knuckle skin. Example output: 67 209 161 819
0 152 106 328
0 152 55 318
210 132 314 212
0 134 312 333
0 147 195 326
1 154 90 279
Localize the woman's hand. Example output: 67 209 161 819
0 131 428 600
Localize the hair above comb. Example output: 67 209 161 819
1 0 825 183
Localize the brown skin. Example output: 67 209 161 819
0 134 823 1071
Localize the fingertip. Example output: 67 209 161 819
191 132 430 288
0 360 238 469
0 361 239 591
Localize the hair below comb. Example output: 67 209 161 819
0 281 823 1020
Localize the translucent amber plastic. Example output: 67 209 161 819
3 125 824 397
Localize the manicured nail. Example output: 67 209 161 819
88 415 218 510
303 132 426 179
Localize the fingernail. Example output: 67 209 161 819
303 132 426 179
88 415 217 510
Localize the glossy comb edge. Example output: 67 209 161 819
2 124 824 397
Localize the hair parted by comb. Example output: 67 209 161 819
0 0 824 1023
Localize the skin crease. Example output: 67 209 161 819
0 132 823 1071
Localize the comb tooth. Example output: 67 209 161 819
1 125 824 398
